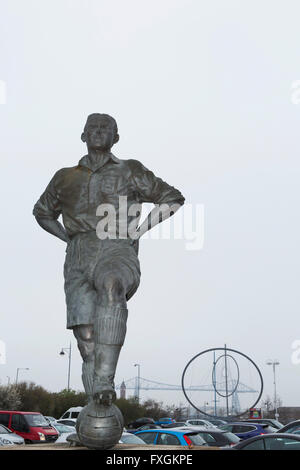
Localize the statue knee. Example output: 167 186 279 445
96 275 126 304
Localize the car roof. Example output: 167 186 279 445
136 428 199 435
176 426 225 433
226 421 261 425
63 407 83 412
234 433 300 446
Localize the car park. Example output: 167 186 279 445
226 433 300 450
0 424 25 445
0 411 59 444
135 428 208 446
219 422 276 440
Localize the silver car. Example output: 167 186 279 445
0 424 25 445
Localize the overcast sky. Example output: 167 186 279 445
1 0 300 412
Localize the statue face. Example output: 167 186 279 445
83 116 117 151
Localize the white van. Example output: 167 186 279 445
59 407 83 420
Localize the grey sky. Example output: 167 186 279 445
1 0 300 410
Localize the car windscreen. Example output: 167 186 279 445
24 414 50 427
54 424 73 433
0 425 10 434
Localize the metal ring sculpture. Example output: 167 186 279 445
181 347 263 419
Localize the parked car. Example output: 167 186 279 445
119 432 146 445
162 422 188 429
127 417 155 430
185 419 217 428
59 407 83 420
44 416 57 424
226 433 300 450
220 422 276 440
175 426 240 447
52 423 75 443
204 418 228 427
0 424 25 445
127 424 161 434
0 411 58 444
239 418 283 430
277 420 300 434
55 418 77 427
135 429 208 447
0 436 14 446
154 417 175 427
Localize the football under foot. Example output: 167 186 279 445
93 388 116 406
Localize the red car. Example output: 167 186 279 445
0 411 59 444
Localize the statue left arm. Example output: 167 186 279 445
129 160 185 239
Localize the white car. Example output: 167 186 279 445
59 407 83 420
0 436 14 446
185 419 217 429
53 423 75 443
0 424 24 445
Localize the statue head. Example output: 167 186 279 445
81 113 119 151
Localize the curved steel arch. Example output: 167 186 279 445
181 347 263 419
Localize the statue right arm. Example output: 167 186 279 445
33 170 70 244
34 217 70 243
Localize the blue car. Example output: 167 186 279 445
135 429 208 447
154 417 175 427
219 422 276 440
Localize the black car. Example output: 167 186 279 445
278 420 300 434
227 433 300 450
181 427 240 447
126 417 155 430
127 424 161 434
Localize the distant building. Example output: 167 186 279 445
120 380 126 399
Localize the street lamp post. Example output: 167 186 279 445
266 360 280 419
15 368 29 384
60 342 72 391
134 363 141 404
